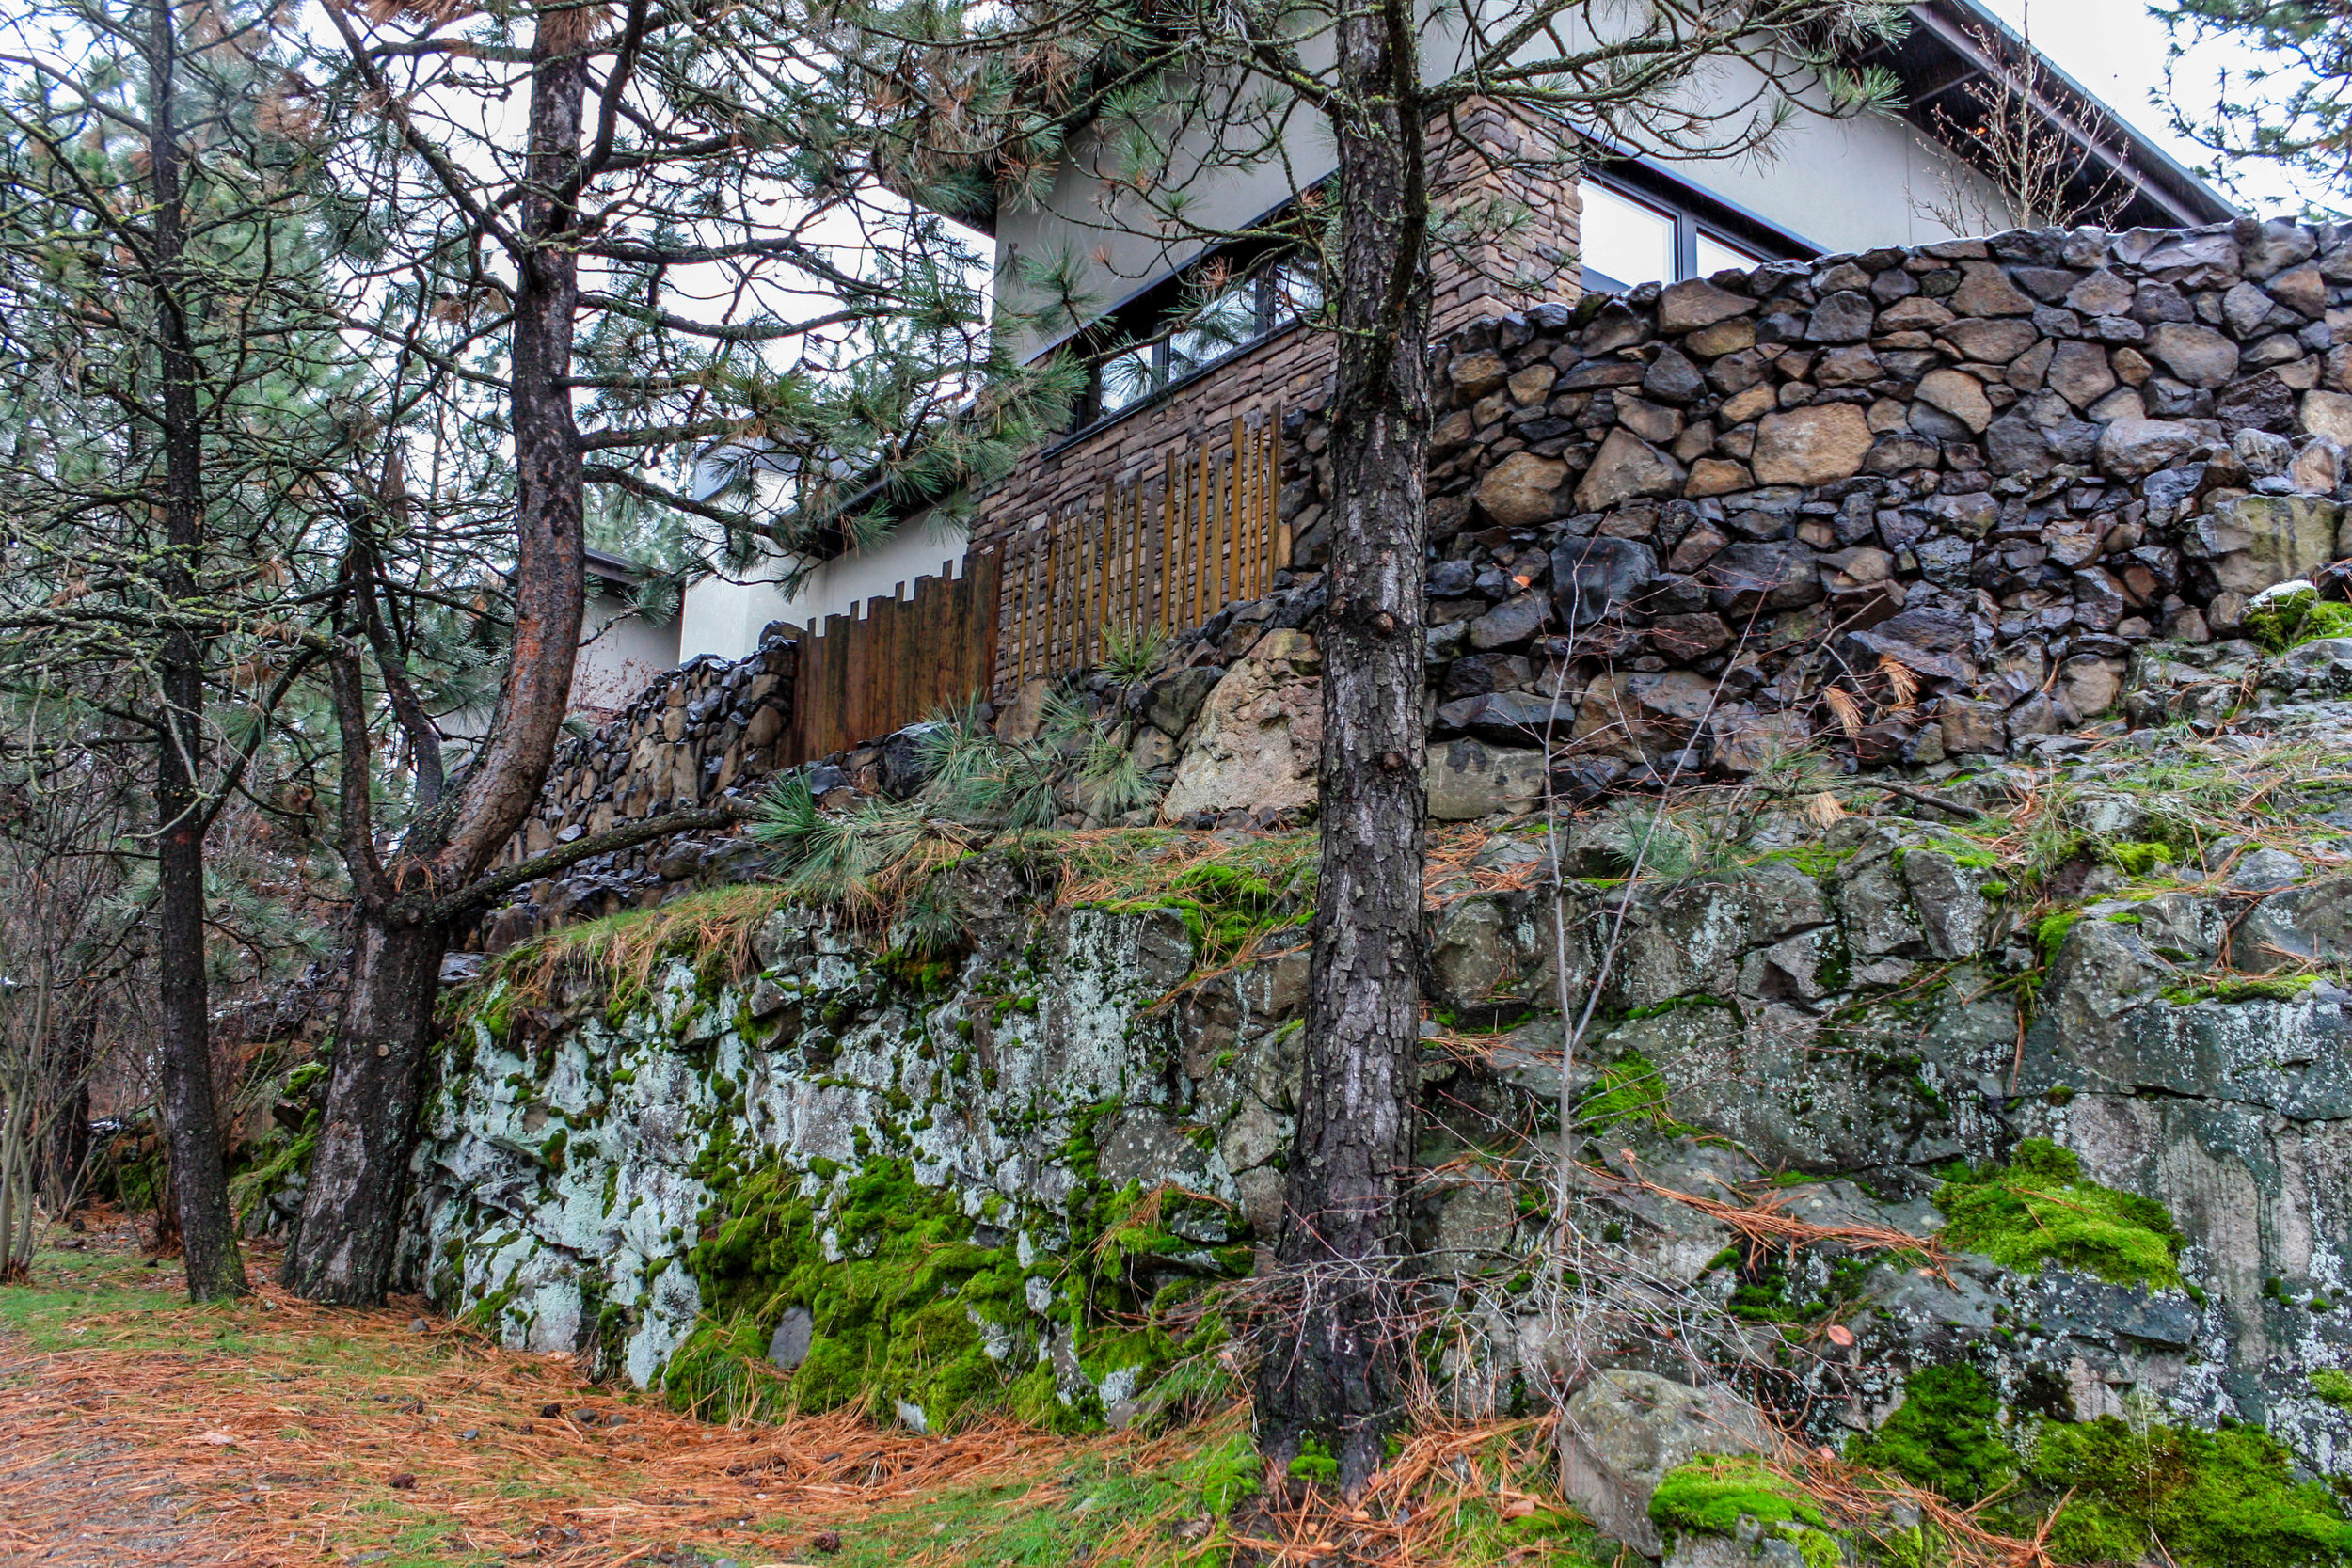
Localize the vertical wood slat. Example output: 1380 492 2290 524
778 549 1004 768
993 404 1283 686
1192 437 1212 626
1167 446 1185 629
1096 482 1114 662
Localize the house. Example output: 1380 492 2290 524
572 547 681 716
667 0 2230 691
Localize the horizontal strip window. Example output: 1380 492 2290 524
1578 165 1813 294
1092 261 1319 420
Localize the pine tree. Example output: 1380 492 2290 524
823 0 1907 1489
2156 0 2351 212
276 0 1079 1305
0 0 365 1300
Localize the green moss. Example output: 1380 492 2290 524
2245 585 2352 655
877 946 957 995
2101 841 2175 877
666 1156 1029 1430
1651 1456 1838 1565
1755 844 1856 881
2311 1369 2352 1409
2164 972 2319 1006
1934 1138 2184 1288
226 1129 316 1227
1096 858 1312 971
2032 910 2083 965
669 1151 1247 1434
1576 1051 1694 1134
2030 1416 2352 1567
1287 1438 1340 1483
1845 1366 2014 1504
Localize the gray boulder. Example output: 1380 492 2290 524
1561 1370 1770 1557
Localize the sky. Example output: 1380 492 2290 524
1975 0 2304 213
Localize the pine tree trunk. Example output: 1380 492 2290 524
150 0 246 1304
284 1 589 1306
279 917 448 1300
1256 0 1431 1497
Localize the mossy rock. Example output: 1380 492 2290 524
1934 1138 2185 1288
2031 1416 2352 1568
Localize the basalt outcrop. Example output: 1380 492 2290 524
392 637 2352 1518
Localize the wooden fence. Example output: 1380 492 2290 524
998 411 1286 686
784 551 1000 766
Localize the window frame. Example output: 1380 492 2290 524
1080 259 1312 429
1577 163 1814 294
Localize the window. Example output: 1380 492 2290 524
1580 182 1678 292
1697 230 1769 277
1578 171 1798 293
1085 257 1317 423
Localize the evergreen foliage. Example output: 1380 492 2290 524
2155 1 2352 213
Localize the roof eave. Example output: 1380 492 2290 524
1865 0 2236 230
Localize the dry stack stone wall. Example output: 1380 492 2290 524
481 218 2352 941
472 639 798 950
1275 217 2352 792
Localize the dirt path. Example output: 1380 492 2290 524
0 1232 1113 1568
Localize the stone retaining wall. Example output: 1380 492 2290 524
474 639 798 949
1285 217 2352 793
485 218 2352 934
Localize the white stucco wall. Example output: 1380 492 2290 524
993 29 2014 355
1645 51 2014 256
675 516 972 664
574 587 681 712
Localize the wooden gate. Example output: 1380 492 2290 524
997 411 1286 686
784 551 1000 766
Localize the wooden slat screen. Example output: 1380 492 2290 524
783 549 1001 767
997 409 1285 689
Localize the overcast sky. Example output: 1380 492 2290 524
1975 0 2301 213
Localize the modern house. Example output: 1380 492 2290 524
572 547 683 716
660 0 2230 702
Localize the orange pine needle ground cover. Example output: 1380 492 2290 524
0 1224 1607 1568
0 1225 1194 1567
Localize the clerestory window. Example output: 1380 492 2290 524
1577 171 1804 294
1089 260 1320 421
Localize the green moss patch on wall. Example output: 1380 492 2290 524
667 1142 1249 1434
2245 585 2352 655
1933 1139 2185 1289
2029 1416 2352 1568
1649 1456 1839 1568
1844 1366 2015 1505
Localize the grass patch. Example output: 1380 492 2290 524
462 882 795 1025
1933 1139 2184 1288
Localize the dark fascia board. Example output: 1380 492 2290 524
584 546 649 593
1867 0 2235 229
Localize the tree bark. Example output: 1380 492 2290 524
1256 0 1431 1497
149 0 246 1303
279 917 447 1295
284 2 590 1305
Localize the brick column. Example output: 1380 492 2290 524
1427 100 1584 336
